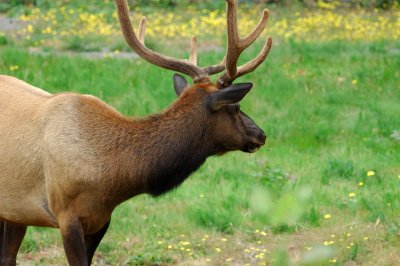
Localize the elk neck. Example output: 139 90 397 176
97 98 215 203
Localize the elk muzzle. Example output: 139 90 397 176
241 111 266 153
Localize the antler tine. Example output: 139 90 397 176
241 9 269 49
204 58 226 75
189 36 198 65
219 0 272 88
138 17 146 45
114 0 221 82
237 37 272 78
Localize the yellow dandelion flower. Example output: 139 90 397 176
9 65 19 71
364 237 369 240
358 182 364 186
367 171 375 176
349 192 356 198
329 258 337 263
226 258 233 262
352 79 357 84
221 238 227 242
27 24 33 33
324 214 331 219
346 233 351 237
168 245 172 249
215 247 221 253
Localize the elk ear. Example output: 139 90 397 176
207 83 253 110
173 74 189 96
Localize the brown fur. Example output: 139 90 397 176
0 75 265 265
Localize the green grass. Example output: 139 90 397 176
1 38 400 265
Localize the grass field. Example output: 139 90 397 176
1 2 400 266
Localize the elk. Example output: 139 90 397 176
0 0 272 265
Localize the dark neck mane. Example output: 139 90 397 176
112 109 214 199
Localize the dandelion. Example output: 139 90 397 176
349 192 356 198
200 194 204 198
260 231 267 236
226 258 233 262
27 24 33 33
367 171 375 176
9 65 19 71
346 233 351 237
324 214 331 219
364 237 369 240
221 238 227 242
329 258 337 263
358 182 364 186
331 234 336 238
215 247 221 253
168 245 172 249
352 79 357 84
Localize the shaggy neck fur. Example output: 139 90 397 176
98 98 216 205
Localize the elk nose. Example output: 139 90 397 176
257 131 267 145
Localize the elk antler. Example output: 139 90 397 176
217 0 272 88
114 0 271 86
114 0 225 83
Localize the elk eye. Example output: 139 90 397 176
234 105 240 112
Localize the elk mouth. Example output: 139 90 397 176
243 143 261 153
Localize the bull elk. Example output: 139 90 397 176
0 0 272 265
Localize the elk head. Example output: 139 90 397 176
114 0 272 154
